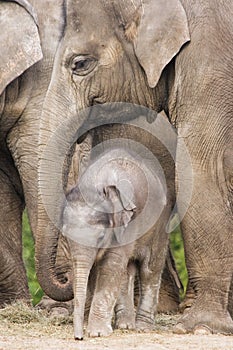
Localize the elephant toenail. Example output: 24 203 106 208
194 324 213 335
173 323 188 334
75 336 83 341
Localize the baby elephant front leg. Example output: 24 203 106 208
87 249 129 337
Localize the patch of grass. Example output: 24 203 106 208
170 225 188 299
0 302 72 326
0 302 47 324
22 212 43 305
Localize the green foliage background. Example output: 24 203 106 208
169 226 188 298
22 212 43 305
22 212 188 305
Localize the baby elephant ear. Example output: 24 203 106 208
104 186 135 244
126 0 190 88
0 1 42 94
113 209 134 245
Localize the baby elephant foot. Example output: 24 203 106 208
136 311 155 332
115 311 135 330
136 318 155 332
136 321 155 332
87 321 113 338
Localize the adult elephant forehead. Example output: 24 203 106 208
64 0 189 89
0 0 42 95
63 0 123 57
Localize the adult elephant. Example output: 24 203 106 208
0 0 179 311
0 0 66 305
36 0 233 335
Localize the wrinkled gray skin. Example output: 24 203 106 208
0 0 180 312
0 0 68 305
37 128 181 322
62 137 174 339
90 123 182 318
0 1 48 307
36 0 233 335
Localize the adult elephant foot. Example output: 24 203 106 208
36 295 73 317
173 300 233 335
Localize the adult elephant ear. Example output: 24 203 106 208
0 0 42 95
125 0 190 88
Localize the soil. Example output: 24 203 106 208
0 304 232 350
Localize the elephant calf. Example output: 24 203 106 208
62 142 174 339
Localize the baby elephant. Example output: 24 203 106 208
62 146 172 339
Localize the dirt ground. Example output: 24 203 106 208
0 303 232 350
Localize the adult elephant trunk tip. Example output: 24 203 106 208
35 223 74 302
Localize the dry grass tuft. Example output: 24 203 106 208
0 302 72 326
0 302 45 324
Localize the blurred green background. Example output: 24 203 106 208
22 211 188 305
169 226 188 299
22 212 44 305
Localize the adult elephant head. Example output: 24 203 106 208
36 0 189 300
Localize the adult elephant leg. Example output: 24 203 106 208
0 153 29 305
228 277 233 318
174 135 233 335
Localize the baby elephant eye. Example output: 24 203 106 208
72 56 97 76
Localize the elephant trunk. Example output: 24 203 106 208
71 246 97 340
35 81 87 301
35 219 74 301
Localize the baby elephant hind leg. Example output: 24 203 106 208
135 231 169 331
114 262 136 330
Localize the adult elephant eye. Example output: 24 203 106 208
71 56 97 76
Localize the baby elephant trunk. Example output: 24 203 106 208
69 243 97 340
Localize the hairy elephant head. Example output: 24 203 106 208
36 0 189 301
